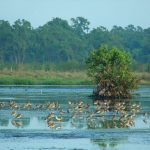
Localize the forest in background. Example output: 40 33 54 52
0 17 150 72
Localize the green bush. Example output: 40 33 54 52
86 45 139 98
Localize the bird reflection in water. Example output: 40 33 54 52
0 99 149 129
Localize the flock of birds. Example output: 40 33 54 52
0 100 149 129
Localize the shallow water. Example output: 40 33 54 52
0 85 150 150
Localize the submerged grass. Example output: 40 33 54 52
0 70 149 85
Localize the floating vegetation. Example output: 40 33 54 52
0 100 149 129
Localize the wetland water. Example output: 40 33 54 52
0 85 150 150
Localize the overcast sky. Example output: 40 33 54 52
0 0 149 29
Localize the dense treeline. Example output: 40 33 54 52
0 17 149 71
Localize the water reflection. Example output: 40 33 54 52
0 118 9 126
91 137 127 150
11 118 30 127
0 85 150 150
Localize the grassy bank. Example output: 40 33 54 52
0 70 92 85
135 72 150 85
0 70 149 85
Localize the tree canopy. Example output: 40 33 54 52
0 17 149 71
86 45 138 98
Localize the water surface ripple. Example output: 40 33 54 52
0 85 150 150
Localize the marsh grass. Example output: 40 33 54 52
136 72 150 84
0 70 92 85
0 70 149 85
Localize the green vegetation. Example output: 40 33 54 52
136 72 150 85
0 17 150 72
0 17 149 85
86 45 139 98
0 70 149 85
0 70 92 85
